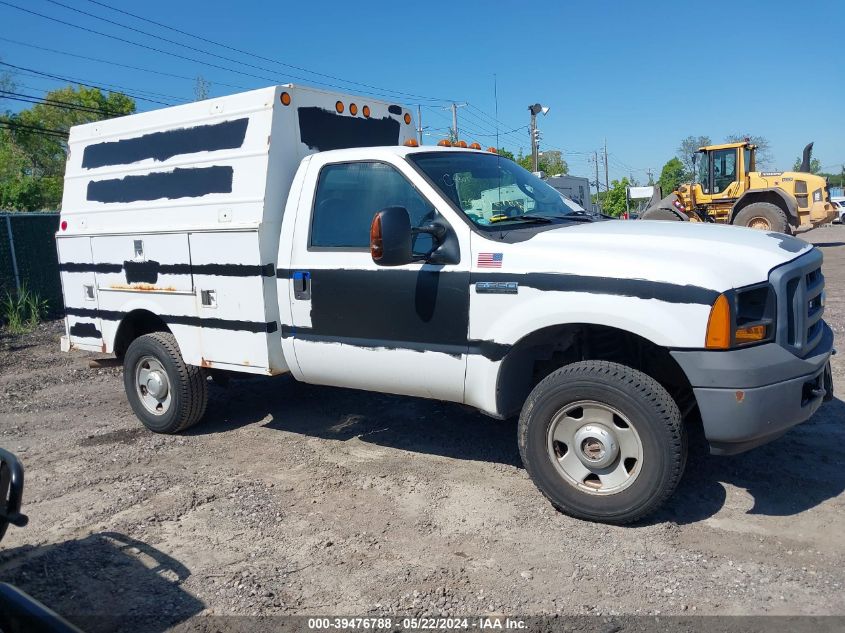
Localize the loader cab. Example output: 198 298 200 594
693 142 754 200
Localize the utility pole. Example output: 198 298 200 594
603 139 610 195
646 168 654 185
594 151 602 212
416 105 424 145
447 102 467 142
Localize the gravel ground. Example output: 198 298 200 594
0 226 844 632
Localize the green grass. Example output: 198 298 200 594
2 283 49 334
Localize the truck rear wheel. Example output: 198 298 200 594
123 332 208 434
518 361 686 524
733 202 790 234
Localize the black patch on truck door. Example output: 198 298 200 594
87 166 234 203
297 107 401 151
307 268 470 353
81 118 249 168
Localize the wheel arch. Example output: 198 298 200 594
731 189 799 227
113 309 171 358
493 323 696 421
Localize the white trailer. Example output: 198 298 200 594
57 85 833 524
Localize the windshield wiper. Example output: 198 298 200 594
488 214 553 224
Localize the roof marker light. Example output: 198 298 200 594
349 103 358 116
469 142 481 150
335 101 344 113
403 113 412 125
280 92 291 106
404 139 419 147
362 105 371 118
437 139 452 147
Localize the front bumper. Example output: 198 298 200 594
671 322 834 455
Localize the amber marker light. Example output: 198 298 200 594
469 142 481 150
437 139 452 147
403 139 419 147
705 294 731 349
362 105 371 118
280 92 291 106
403 113 412 125
349 103 358 116
370 214 383 261
335 101 344 113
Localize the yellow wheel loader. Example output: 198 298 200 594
641 141 835 233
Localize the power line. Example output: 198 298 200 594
0 36 250 91
0 120 69 138
80 0 455 103
0 90 123 116
0 61 177 105
9 68 185 105
6 0 452 105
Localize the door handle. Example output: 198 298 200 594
292 271 311 300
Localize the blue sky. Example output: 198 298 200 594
1 0 843 183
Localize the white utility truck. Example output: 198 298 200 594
57 85 834 523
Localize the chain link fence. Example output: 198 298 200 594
0 212 63 314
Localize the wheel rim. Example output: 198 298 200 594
135 355 172 416
546 400 643 495
746 216 772 230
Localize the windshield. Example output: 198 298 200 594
408 151 583 227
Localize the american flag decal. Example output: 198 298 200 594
477 252 503 268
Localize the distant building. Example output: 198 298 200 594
546 175 593 213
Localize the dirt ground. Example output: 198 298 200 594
1 226 844 632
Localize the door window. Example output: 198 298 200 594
712 148 737 193
696 152 709 193
310 162 435 250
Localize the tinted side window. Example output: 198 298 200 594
712 149 737 193
310 162 434 248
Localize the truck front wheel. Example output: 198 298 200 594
123 332 208 434
733 202 790 234
518 361 686 524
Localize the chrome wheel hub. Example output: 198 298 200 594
547 400 643 495
135 356 172 415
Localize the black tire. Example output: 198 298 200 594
518 361 686 524
123 332 208 434
733 202 790 234
640 207 684 221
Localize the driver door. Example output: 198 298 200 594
285 155 470 402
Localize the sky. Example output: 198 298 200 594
1 0 843 184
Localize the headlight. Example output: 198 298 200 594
813 189 823 203
705 283 776 349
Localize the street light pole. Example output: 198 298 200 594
528 103 549 173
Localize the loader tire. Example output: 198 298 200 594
733 202 790 234
123 332 208 434
518 361 686 524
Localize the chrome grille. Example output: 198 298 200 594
769 249 825 357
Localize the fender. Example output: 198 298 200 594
463 288 712 416
731 188 799 227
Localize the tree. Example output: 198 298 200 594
0 85 135 211
725 133 773 169
677 135 711 176
495 148 515 160
517 149 569 175
657 157 686 197
792 155 822 174
601 178 632 217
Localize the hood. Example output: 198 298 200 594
502 220 813 293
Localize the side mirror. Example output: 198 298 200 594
370 207 413 266
0 448 28 544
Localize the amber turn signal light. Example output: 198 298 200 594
370 214 383 261
735 324 767 343
705 294 731 349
